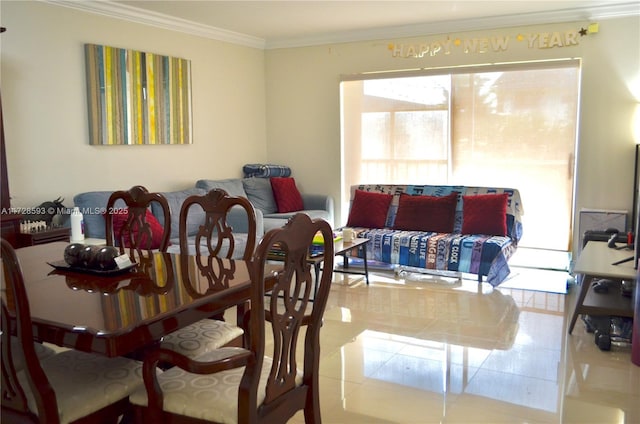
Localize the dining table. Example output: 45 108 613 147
6 242 271 358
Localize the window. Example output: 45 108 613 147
341 60 580 250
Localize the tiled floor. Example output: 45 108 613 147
287 269 639 424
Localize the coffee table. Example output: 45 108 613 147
317 237 370 285
269 237 371 293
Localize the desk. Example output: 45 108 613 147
8 242 264 357
568 241 636 334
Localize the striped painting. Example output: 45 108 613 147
85 44 192 145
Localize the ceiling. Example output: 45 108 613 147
51 0 640 48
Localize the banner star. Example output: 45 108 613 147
579 27 588 36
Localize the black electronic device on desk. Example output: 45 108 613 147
599 228 635 265
583 228 627 248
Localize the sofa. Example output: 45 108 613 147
73 177 333 258
344 184 523 286
195 177 333 233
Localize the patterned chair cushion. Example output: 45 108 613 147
19 349 143 424
10 339 58 372
129 347 303 424
160 319 244 359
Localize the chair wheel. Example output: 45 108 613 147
595 332 611 351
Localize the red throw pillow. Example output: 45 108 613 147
393 192 458 232
461 193 509 236
270 177 304 213
110 209 165 249
346 190 393 228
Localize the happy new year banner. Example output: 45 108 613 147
389 23 598 59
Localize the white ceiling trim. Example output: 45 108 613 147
267 3 640 49
44 0 266 49
45 0 639 50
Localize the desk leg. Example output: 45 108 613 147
568 274 594 334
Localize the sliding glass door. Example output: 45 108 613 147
341 60 580 251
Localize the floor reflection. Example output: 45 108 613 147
279 269 640 423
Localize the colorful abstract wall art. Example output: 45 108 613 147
85 44 192 145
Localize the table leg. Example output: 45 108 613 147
568 274 594 334
318 242 371 288
314 263 320 296
362 243 370 285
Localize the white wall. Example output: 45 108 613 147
265 17 640 253
1 1 267 207
2 2 639 256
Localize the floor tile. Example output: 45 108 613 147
306 267 640 423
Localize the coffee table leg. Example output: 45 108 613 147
314 263 320 295
362 243 370 285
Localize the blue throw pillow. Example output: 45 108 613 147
73 191 122 239
153 188 207 239
195 179 247 198
242 177 278 214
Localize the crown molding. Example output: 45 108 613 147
44 0 639 50
266 2 640 49
44 0 266 49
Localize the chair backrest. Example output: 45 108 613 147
179 255 240 301
179 188 257 261
1 238 59 423
105 185 171 257
241 213 334 423
178 189 257 323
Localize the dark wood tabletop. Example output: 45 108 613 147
8 242 261 358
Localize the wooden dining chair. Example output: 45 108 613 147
1 238 144 424
178 188 257 261
130 213 335 424
105 185 171 257
159 189 258 359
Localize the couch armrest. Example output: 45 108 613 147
302 194 334 226
226 206 264 240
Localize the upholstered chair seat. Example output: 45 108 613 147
10 340 58 371
160 319 244 358
17 349 144 424
129 347 303 424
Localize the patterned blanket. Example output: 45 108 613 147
349 185 524 286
